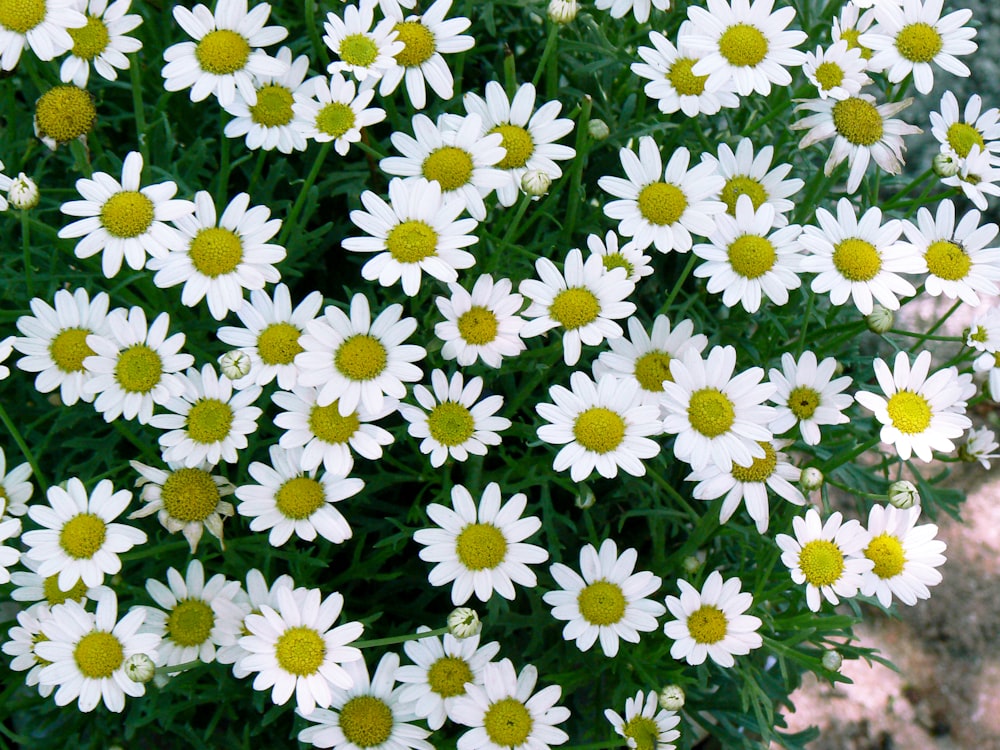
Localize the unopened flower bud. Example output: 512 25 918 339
521 169 552 197
865 305 894 333
124 653 156 683
887 479 919 509
547 0 578 23
659 684 685 711
574 485 595 509
587 118 610 140
933 152 961 178
681 554 702 575
822 649 843 672
447 607 481 638
8 173 39 209
218 349 251 380
800 467 824 492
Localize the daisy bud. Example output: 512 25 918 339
447 607 481 638
887 480 920 509
865 304 894 334
547 0 578 24
658 684 685 711
574 484 595 509
587 118 610 141
124 653 156 683
218 349 251 380
933 152 961 179
800 467 824 492
8 173 39 210
822 649 843 672
681 553 703 575
521 169 552 197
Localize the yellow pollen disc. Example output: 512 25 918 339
0 0 46 34
457 306 498 345
787 385 820 420
427 401 476 447
339 695 394 748
577 580 626 626
483 697 533 747
160 467 220 522
195 29 251 75
925 240 971 281
490 124 534 169
316 101 356 138
455 522 508 570
35 85 96 144
249 84 294 127
49 328 95 373
687 604 728 644
886 390 932 434
186 398 234 445
189 227 243 278
275 476 326 520
865 532 905 579
668 57 708 96
308 401 360 444
549 287 600 330
728 234 776 279
100 191 155 239
687 387 736 438
572 406 626 453
167 599 215 647
422 146 474 192
798 539 845 587
946 122 985 159
59 512 106 559
335 334 387 382
814 61 845 90
718 23 769 67
963 172 983 186
43 574 89 605
601 253 634 277
114 344 163 393
257 322 303 366
275 626 326 676
74 631 123 678
427 655 473 698
386 220 438 263
839 28 872 59
995 351 1000 367
69 14 110 60
623 716 660 750
634 350 673 391
832 237 882 281
969 325 988 343
731 441 777 482
637 181 687 226
831 97 884 146
339 33 378 67
393 21 435 67
721 175 768 216
895 22 943 63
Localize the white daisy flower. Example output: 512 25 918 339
434 274 526 368
860 504 946 608
59 0 142 87
293 72 387 155
149 364 263 468
9 555 106 607
959 426 1000 469
693 196 804 313
138 559 247 668
378 0 474 110
661 345 775 472
536 371 662 482
128 459 236 553
632 26 740 118
148 190 286 321
832 2 876 59
520 247 636 366
596 0 669 23
237 585 364 716
599 137 726 254
462 81 576 207
413 482 548 605
941 145 1000 211
273 386 396 475
36 591 160 712
296 293 426 416
799 198 922 315
791 94 921 194
343 177 477 297
58 150 195 278
399 370 511 468
0 160 8 211
0 0 85 71
297 652 435 750
543 538 666 658
0 336 11 380
767 350 854 445
683 0 807 97
967 305 1000 352
0 446 34 518
0 516 19 583
1 603 56 698
974 348 1000 402
586 230 654 285
859 0 976 95
776 508 874 611
396 628 501 730
604 690 681 750
161 0 288 108
13 288 111 406
855 350 972 462
450 658 570 750
216 568 294 675
663 570 763 667
217 283 323 391
323 0 403 84
802 41 871 100
23 477 145 590
380 112 507 222
930 91 1000 165
222 45 311 154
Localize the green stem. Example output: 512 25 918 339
818 436 881 473
886 329 962 343
155 658 205 676
278 141 332 247
70 139 92 177
215 110 231 207
659 252 698 315
353 625 451 649
923 298 962 339
304 0 327 67
130 55 149 171
20 209 34 299
796 289 814 355
491 194 533 270
646 465 699 521
0 403 48 491
564 742 622 750
532 25 560 88
560 95 593 244
248 150 267 190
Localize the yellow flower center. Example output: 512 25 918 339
316 102 356 138
339 695 394 748
865 532 906 578
572 407 626 454
275 476 327 520
668 57 708 96
490 124 534 169
549 287 600 330
832 237 882 281
601 253 634 277
334 334 387 382
895 22 942 63
814 61 845 90
393 21 435 67
427 401 476 447
42 574 89 605
687 388 736 438
577 580 626 626
69 14 110 60
946 122 985 159
886 390 931 434
167 598 215 647
186 398 234 445
100 190 155 239
718 23 769 67
839 28 872 60
634 350 673 392
969 325 989 344
195 29 251 75
687 604 728 644
257 322 303 366
160 467 221 522
455 522 507 570
339 33 378 67
308 401 360 444
274 626 326 676
720 175 768 216
637 181 687 226
422 146 474 191
249 84 294 127
49 327 95 373
189 227 243 277
483 697 533 747
925 240 970 281
728 234 776 279
35 85 96 144
0 0 45 33
787 385 820 420
427 655 473 698
831 97 884 146
74 631 123 679
59 512 106 559
457 306 499 345
730 441 777 482
386 220 438 263
623 716 660 750
798 539 845 587
114 344 163 394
